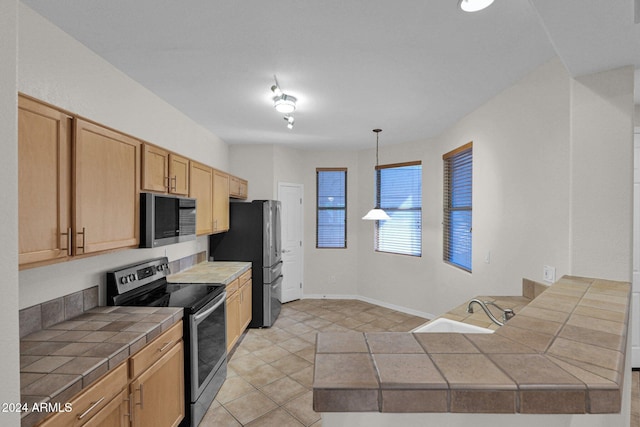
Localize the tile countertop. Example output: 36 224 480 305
20 306 183 427
313 275 631 415
167 261 251 285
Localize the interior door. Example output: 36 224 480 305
278 182 304 303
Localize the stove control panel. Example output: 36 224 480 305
106 257 171 300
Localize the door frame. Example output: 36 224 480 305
278 181 304 302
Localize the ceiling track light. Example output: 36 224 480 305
284 115 295 130
458 0 495 12
271 75 298 128
274 94 297 114
271 76 297 114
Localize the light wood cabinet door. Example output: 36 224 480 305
229 175 248 199
212 169 230 233
239 279 252 331
141 144 169 193
130 341 184 427
82 389 129 427
168 154 189 195
189 161 213 235
18 96 72 267
74 119 140 254
226 290 240 353
38 362 128 427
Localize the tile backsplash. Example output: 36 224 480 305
19 251 206 338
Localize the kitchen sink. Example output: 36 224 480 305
411 317 494 334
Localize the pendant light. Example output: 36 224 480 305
458 0 494 12
362 129 391 221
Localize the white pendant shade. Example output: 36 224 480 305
458 0 494 12
362 208 391 221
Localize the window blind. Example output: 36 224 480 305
375 162 422 256
443 143 472 271
316 168 347 248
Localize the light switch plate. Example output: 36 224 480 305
543 265 556 283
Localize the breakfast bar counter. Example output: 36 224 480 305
20 306 183 427
313 276 631 421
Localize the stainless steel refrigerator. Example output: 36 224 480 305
209 200 282 327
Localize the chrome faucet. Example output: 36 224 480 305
466 299 515 326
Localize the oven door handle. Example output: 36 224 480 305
194 292 226 324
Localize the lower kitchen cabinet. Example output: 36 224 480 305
226 285 241 353
81 390 129 427
239 278 252 332
130 341 184 427
38 362 128 427
36 321 184 427
226 269 252 353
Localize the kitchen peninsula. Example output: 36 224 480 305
313 276 631 426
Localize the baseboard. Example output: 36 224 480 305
302 294 434 320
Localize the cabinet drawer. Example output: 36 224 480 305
38 362 128 427
226 278 239 295
129 321 183 379
239 269 252 286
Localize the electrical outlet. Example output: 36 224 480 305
543 265 556 283
484 251 491 264
329 275 336 284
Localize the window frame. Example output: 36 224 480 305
374 161 422 257
443 142 473 272
316 167 347 249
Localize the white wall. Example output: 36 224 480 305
0 0 21 424
17 4 229 308
357 58 574 316
569 66 634 281
229 144 275 200
302 151 360 297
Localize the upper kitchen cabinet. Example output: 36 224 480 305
229 175 248 199
189 161 213 235
169 153 190 195
18 95 72 267
75 119 141 254
212 169 230 233
141 143 189 195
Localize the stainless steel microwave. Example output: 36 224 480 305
140 193 197 248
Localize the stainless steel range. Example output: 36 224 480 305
106 257 226 427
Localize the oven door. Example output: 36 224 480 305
189 291 226 400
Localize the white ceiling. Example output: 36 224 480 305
20 0 639 150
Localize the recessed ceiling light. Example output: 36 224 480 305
458 0 494 12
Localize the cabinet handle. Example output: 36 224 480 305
157 340 173 353
60 227 72 256
77 227 86 253
171 176 177 192
136 384 144 409
124 394 132 421
76 396 105 420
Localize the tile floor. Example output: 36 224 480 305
198 298 428 426
200 299 640 427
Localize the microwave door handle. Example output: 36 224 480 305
193 293 226 324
